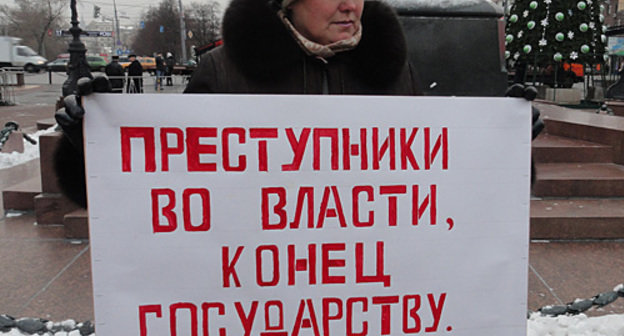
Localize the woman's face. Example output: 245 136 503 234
289 0 363 45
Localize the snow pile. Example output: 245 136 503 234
1 314 624 335
0 316 93 336
0 126 57 170
528 313 624 336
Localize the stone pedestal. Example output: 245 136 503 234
34 131 87 237
2 121 89 238
530 102 624 239
34 193 79 225
2 177 40 211
39 132 63 194
34 132 76 225
64 208 89 239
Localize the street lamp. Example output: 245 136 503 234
113 0 122 51
178 0 187 63
62 0 93 97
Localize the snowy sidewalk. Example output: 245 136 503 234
0 211 92 322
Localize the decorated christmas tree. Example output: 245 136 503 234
506 0 608 71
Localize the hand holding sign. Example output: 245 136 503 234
505 83 544 140
56 76 112 127
55 76 112 150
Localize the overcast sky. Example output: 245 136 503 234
0 0 231 27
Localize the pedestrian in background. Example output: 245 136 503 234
155 53 165 91
165 52 175 86
127 54 143 93
104 55 124 93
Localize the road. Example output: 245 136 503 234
12 70 189 105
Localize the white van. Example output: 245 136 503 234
0 36 48 72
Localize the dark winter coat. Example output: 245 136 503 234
184 0 421 95
104 61 124 91
127 60 143 76
127 59 144 93
166 56 175 75
155 56 165 72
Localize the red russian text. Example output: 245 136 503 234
151 188 211 233
261 184 442 230
138 293 447 335
119 127 449 173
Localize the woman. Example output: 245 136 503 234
184 0 421 95
53 0 421 207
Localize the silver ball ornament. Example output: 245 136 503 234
579 23 588 32
553 53 563 62
506 34 514 43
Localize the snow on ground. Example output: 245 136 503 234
528 313 624 336
1 314 624 336
0 330 86 336
0 126 57 170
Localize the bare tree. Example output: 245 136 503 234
130 0 221 62
0 0 67 58
0 9 10 35
131 0 180 57
186 1 221 47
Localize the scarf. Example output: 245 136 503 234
278 10 362 59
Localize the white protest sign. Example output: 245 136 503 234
84 95 531 336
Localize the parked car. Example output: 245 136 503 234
172 60 197 75
119 56 156 74
139 56 156 73
87 55 107 72
118 56 129 68
46 58 69 72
